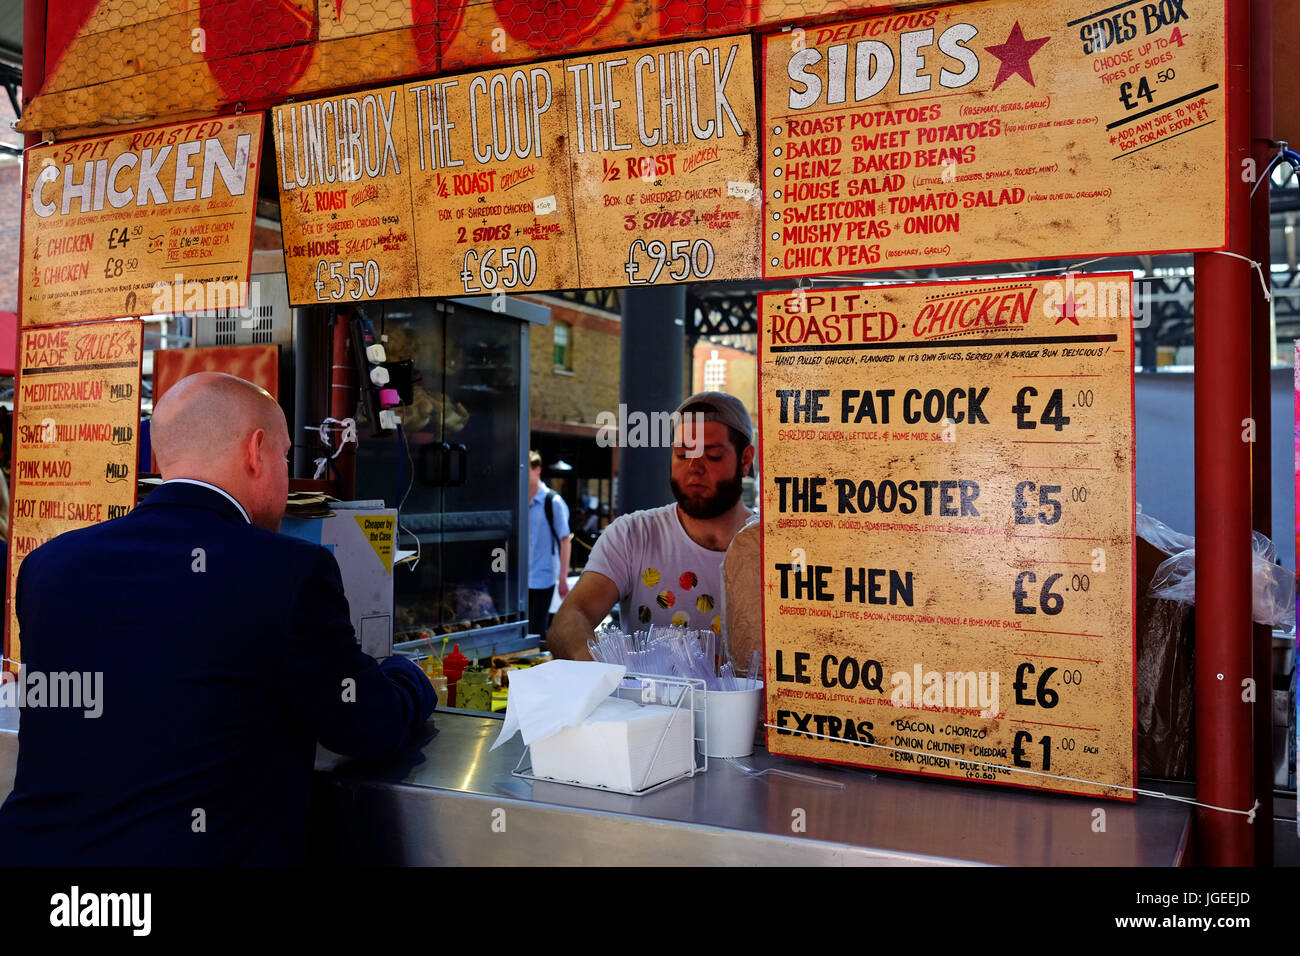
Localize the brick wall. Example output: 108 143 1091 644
0 161 19 314
692 341 758 424
524 295 621 430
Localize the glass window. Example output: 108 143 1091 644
553 322 571 369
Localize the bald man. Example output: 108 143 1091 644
0 373 435 865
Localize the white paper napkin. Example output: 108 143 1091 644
491 660 626 750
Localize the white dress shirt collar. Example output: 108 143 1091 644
161 478 252 524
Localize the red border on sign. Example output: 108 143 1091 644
4 319 144 672
756 272 1139 802
18 112 266 328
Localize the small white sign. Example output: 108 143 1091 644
534 195 557 215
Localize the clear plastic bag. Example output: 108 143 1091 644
1144 508 1295 628
1136 506 1196 556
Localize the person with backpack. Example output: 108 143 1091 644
527 450 572 643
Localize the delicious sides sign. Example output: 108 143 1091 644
21 116 263 326
5 321 143 667
273 35 759 302
565 35 762 287
758 274 1136 798
761 0 1227 279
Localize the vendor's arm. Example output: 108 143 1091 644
548 570 620 661
280 547 435 757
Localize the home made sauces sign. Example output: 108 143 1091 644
758 275 1136 798
6 321 143 667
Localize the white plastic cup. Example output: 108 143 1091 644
700 681 764 758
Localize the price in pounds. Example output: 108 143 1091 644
1013 572 1092 615
1012 481 1062 524
1011 731 1052 771
625 238 715 284
460 246 538 293
314 259 381 300
1012 662 1084 708
103 257 138 279
1012 732 1096 771
1012 387 1071 431
1118 68 1176 111
1012 571 1064 615
107 225 143 249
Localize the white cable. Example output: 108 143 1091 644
306 418 357 481
801 250 1270 309
1207 250 1272 303
396 424 420 573
761 722 1261 820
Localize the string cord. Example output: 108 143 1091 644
761 722 1260 821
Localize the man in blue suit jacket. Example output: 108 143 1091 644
0 372 435 865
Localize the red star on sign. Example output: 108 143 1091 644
1055 294 1080 325
985 22 1051 91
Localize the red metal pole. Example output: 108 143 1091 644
21 0 44 149
1193 0 1255 866
1248 0 1275 868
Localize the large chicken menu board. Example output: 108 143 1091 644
758 275 1136 797
21 115 262 326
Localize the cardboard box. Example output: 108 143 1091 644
281 508 396 659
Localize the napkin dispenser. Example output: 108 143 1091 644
529 696 695 792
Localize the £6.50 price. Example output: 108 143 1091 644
460 246 538 293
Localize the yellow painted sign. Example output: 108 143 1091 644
274 36 760 300
404 61 581 297
5 320 143 667
761 0 1227 279
758 274 1136 798
21 115 263 326
353 514 395 573
21 0 939 138
565 35 762 287
273 91 422 304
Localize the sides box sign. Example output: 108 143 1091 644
273 35 759 303
6 320 144 666
761 0 1226 278
21 115 263 326
758 275 1136 798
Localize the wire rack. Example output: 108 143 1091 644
512 673 707 795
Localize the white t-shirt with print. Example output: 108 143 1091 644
584 503 727 634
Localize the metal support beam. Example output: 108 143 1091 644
1192 0 1254 866
1248 0 1275 867
618 286 685 515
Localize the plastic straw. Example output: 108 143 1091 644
748 650 761 690
725 757 846 789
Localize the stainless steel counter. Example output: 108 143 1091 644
308 708 1193 866
0 706 1192 865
